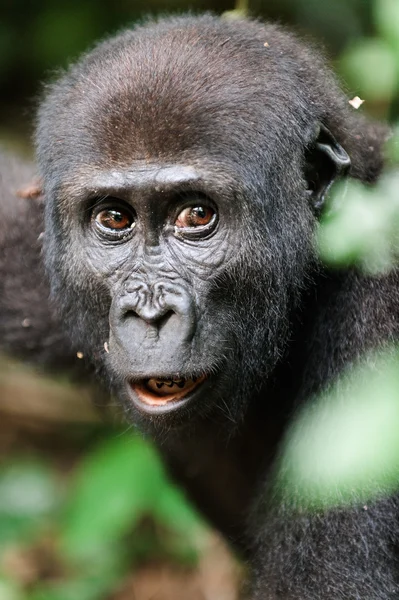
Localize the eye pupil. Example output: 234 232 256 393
194 207 206 219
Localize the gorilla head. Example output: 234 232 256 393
35 15 383 433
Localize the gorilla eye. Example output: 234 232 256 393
96 209 132 230
175 206 215 229
93 206 135 237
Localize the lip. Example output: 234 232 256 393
126 375 208 416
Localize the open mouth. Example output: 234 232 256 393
130 376 206 407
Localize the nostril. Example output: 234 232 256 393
157 310 175 330
121 309 140 322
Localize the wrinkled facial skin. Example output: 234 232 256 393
73 162 250 424
37 17 320 435
44 157 313 434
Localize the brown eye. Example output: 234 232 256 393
175 206 215 229
95 209 134 231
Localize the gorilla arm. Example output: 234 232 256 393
0 150 77 371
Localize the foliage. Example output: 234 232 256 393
0 432 205 600
277 349 399 509
317 168 399 273
338 0 399 119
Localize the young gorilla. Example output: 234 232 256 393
3 14 399 599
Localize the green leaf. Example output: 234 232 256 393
0 461 59 546
29 575 120 600
0 577 24 600
155 485 204 537
277 350 399 509
317 173 399 273
340 39 398 102
60 434 166 561
374 0 399 52
385 125 399 165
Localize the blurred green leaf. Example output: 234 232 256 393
340 38 398 103
0 461 59 546
385 124 399 164
29 574 120 600
277 350 399 509
374 0 399 52
0 462 58 516
155 484 203 537
154 485 205 564
60 435 170 561
223 0 249 19
0 577 24 600
317 172 399 273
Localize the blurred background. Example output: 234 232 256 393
1 0 399 599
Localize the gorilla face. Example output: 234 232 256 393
36 16 348 433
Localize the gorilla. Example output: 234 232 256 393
1 14 399 600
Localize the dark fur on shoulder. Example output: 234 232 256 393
0 151 78 370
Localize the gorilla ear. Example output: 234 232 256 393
305 124 351 214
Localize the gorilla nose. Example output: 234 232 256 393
118 292 177 341
109 279 196 357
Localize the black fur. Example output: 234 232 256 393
2 15 399 599
0 151 77 370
